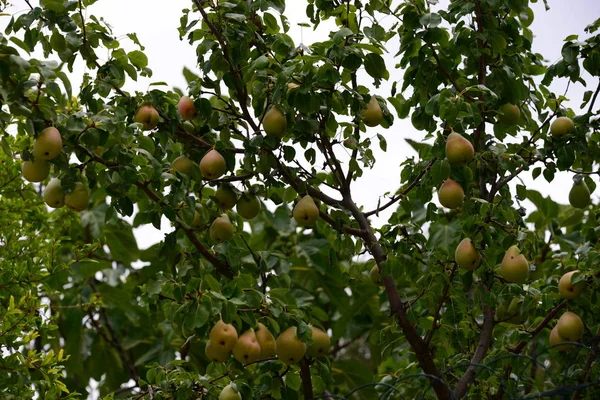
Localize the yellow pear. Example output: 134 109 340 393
200 149 227 180
262 106 287 137
255 323 276 358
236 192 261 220
438 179 464 209
549 326 572 351
558 270 585 300
219 384 242 400
445 131 474 164
215 184 238 210
293 195 319 226
21 160 50 182
43 178 65 208
569 179 591 209
209 320 238 352
65 182 89 211
499 245 529 283
210 215 235 243
275 327 306 364
361 96 383 127
370 265 383 286
205 339 231 363
550 116 574 137
306 326 330 358
171 155 195 175
177 96 197 121
232 329 262 364
498 103 520 126
33 127 62 160
557 311 584 342
454 238 480 270
134 104 160 130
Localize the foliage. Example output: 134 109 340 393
1 0 600 399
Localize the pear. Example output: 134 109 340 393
569 179 591 209
219 384 242 400
134 104 160 130
499 245 529 283
558 270 585 300
210 215 235 243
43 178 65 208
65 182 89 211
200 149 227 180
215 184 238 210
209 320 238 352
255 323 276 358
445 131 474 164
177 96 197 121
438 179 464 209
497 103 520 126
454 238 480 270
236 192 261 220
549 326 572 351
21 160 50 182
262 106 287 137
306 326 330 358
361 96 383 127
232 329 262 364
205 339 231 363
557 311 584 342
171 155 195 175
293 195 319 226
275 327 306 364
370 265 383 286
550 116 574 137
506 298 527 324
33 127 62 160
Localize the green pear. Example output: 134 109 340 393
236 192 261 220
209 320 238 352
215 184 238 210
557 311 584 342
200 149 227 180
569 180 591 209
549 326 572 351
361 96 383 127
497 103 520 126
506 298 527 324
219 384 242 400
178 96 197 121
558 270 585 300
275 327 306 364
343 137 359 150
171 155 195 175
210 215 235 243
232 329 262 364
438 179 464 209
21 160 50 182
445 131 474 164
293 195 319 226
550 116 574 137
65 182 89 211
499 245 529 283
255 323 276 358
262 106 287 137
454 238 480 270
134 104 160 130
370 265 382 286
43 178 65 208
205 339 231 363
33 127 62 160
306 326 330 358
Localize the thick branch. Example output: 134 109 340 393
506 300 567 354
300 361 314 399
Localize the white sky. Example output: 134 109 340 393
4 1 600 247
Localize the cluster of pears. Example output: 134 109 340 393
438 130 473 209
43 179 90 211
205 320 330 365
21 127 63 183
549 270 586 350
454 241 530 283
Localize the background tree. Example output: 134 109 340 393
1 0 600 399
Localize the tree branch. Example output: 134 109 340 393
300 360 314 399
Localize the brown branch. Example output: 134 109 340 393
587 80 600 115
571 327 600 400
300 360 314 399
425 266 458 345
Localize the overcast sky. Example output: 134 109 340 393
5 1 600 248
